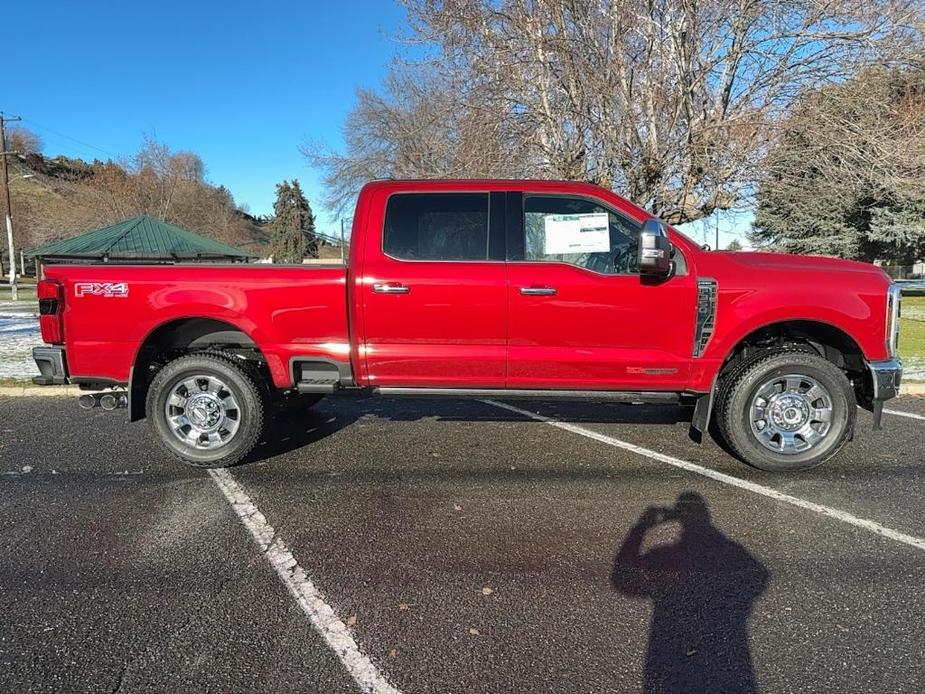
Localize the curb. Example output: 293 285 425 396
0 385 81 397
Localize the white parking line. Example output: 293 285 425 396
483 400 925 553
208 468 401 694
884 408 925 422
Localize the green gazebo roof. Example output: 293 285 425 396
26 215 254 261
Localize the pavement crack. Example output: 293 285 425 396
106 563 251 691
110 663 128 694
160 564 251 644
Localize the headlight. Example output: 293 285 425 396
886 284 902 357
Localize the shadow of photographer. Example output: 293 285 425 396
612 492 769 693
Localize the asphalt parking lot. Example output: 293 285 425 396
2 394 924 693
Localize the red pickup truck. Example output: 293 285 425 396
32 179 902 472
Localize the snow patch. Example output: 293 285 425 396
0 301 41 379
903 357 925 382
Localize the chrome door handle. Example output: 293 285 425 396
373 283 410 294
519 286 557 296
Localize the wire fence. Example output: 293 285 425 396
881 265 925 280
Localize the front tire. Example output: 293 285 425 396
146 352 266 468
717 351 855 472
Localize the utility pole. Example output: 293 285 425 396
1 112 22 301
340 219 345 264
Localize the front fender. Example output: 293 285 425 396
686 286 887 392
710 286 885 363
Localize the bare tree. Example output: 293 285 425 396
305 63 531 215
128 133 207 219
6 126 43 155
310 0 922 223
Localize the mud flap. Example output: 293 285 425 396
872 400 884 430
688 387 716 444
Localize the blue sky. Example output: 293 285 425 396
5 0 751 246
5 0 407 235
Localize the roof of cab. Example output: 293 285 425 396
359 178 651 221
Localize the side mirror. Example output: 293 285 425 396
638 219 672 276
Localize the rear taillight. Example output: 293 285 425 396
37 279 64 345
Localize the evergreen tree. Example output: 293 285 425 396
269 179 318 263
751 68 925 263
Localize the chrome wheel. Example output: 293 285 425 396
748 374 833 455
164 374 240 450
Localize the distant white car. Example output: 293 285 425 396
896 279 925 293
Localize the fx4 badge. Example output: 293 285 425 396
75 282 129 298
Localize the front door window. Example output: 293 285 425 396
523 196 641 275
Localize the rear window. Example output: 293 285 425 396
383 193 489 261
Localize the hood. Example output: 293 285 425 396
715 251 889 278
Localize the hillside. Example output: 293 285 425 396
5 138 270 259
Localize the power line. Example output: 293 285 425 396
19 117 116 158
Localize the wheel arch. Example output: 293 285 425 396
705 318 870 430
717 318 866 377
129 317 267 422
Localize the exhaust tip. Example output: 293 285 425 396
99 393 127 411
78 394 98 410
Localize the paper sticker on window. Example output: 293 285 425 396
543 213 610 254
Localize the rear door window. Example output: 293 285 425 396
383 193 490 261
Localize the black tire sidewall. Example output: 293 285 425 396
147 355 264 467
722 354 855 472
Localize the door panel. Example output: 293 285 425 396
506 264 696 389
362 262 507 387
361 192 507 387
506 193 696 391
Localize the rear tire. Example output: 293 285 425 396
146 352 266 468
717 351 855 472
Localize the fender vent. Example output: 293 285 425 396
693 279 717 357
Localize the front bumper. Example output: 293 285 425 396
867 358 902 430
32 346 69 386
868 358 902 402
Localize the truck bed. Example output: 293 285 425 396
44 264 350 389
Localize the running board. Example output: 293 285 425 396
293 361 345 394
373 387 680 404
296 379 339 394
